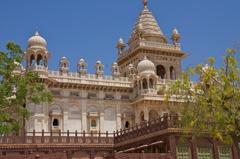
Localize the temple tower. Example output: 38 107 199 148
117 0 186 80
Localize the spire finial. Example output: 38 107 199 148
34 26 39 36
143 0 148 7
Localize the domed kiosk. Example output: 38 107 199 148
134 57 158 96
26 31 50 72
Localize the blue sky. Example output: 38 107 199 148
0 0 239 74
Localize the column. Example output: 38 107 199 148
81 92 87 131
82 113 87 131
212 139 219 159
116 114 122 130
63 111 68 131
168 135 177 159
232 142 240 159
166 65 170 80
144 105 149 121
190 137 198 159
100 113 104 132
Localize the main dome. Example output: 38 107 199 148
137 57 155 74
28 31 47 49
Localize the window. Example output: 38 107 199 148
51 90 60 96
91 119 97 128
197 146 212 159
105 94 114 100
70 91 79 97
125 121 130 128
53 119 59 126
88 93 97 99
121 95 130 100
176 146 191 159
219 146 231 159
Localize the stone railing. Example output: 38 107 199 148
139 40 181 51
114 113 179 144
48 71 130 82
47 71 132 88
28 65 48 72
0 131 114 145
119 39 181 61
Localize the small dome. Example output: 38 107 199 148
118 38 124 45
60 56 69 63
79 58 85 62
172 28 179 35
137 57 155 74
28 31 47 49
61 56 68 60
96 60 102 64
112 62 118 66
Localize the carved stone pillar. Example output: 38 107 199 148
100 113 104 132
143 105 149 121
81 112 87 131
166 65 170 80
63 111 68 132
117 113 122 130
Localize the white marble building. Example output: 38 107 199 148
24 0 186 133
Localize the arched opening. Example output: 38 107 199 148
125 121 130 128
36 54 43 65
149 110 159 121
30 54 35 66
53 119 59 126
156 65 166 79
91 119 97 128
170 66 176 80
140 111 145 122
142 78 148 89
149 78 154 88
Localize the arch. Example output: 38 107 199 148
156 65 166 79
149 110 159 121
149 78 154 88
170 66 176 80
36 54 43 65
69 106 81 119
142 78 148 89
140 111 145 122
49 105 62 114
30 54 35 66
125 121 130 128
87 106 98 113
53 118 59 126
104 107 115 121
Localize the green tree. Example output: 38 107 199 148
166 49 240 155
0 42 52 134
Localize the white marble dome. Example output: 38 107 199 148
137 57 155 74
28 31 47 49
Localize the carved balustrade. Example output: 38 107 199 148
0 131 113 145
114 113 179 143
